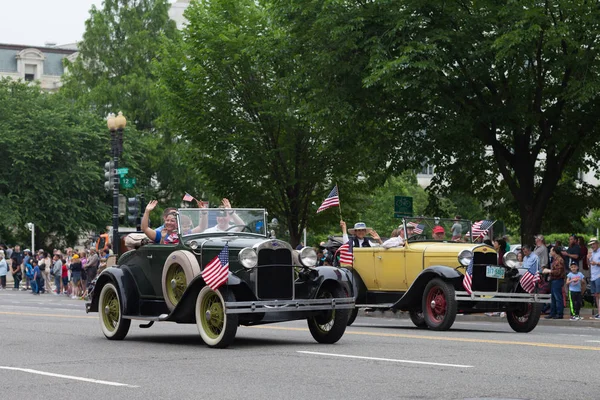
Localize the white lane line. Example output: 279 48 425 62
0 366 138 388
586 340 600 343
297 351 473 368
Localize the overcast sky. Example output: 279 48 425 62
0 0 176 47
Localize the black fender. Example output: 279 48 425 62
87 267 140 315
392 265 463 311
165 273 255 323
338 267 367 304
313 266 354 298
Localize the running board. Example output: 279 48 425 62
356 304 395 309
122 314 170 322
455 291 551 303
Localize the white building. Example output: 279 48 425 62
168 0 190 29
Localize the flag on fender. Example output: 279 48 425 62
337 241 353 266
463 258 473 294
519 260 540 294
203 244 230 290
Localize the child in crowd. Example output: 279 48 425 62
31 259 41 295
566 263 585 320
25 258 34 291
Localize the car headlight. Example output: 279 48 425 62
189 241 199 250
458 250 473 267
299 247 318 267
503 252 518 269
238 247 258 269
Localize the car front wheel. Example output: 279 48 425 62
195 286 238 348
307 285 350 344
99 283 131 340
506 302 542 333
346 307 359 326
422 278 457 331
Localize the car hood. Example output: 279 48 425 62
406 242 497 269
183 235 290 251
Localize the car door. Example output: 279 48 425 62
352 247 378 290
373 247 408 291
131 244 176 299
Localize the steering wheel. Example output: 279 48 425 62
407 234 427 241
225 224 253 233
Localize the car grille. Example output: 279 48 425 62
472 252 500 292
256 248 293 300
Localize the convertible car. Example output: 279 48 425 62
86 208 354 348
340 218 550 332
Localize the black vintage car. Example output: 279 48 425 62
86 208 354 348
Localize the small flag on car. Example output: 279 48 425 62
183 192 194 202
203 244 230 290
519 259 540 294
469 220 494 239
463 258 473 294
337 241 354 266
317 185 340 213
407 222 425 234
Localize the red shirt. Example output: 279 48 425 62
62 264 68 277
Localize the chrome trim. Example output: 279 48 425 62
224 297 354 314
253 239 294 252
455 291 551 303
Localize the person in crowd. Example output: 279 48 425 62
10 245 24 290
566 262 585 320
578 236 589 279
562 235 580 271
41 252 53 294
51 253 63 295
503 235 511 253
340 220 383 247
70 254 83 299
0 250 7 289
543 246 566 319
95 226 111 253
587 237 600 320
79 250 88 290
61 256 69 295
522 244 539 272
493 238 507 266
432 226 446 240
451 216 462 241
142 200 180 244
534 235 549 271
516 250 524 268
22 249 32 290
31 259 41 295
84 249 99 285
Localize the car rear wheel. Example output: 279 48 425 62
422 278 457 331
162 251 201 311
409 309 427 328
307 285 350 344
99 283 131 340
506 302 542 333
195 286 238 348
346 307 359 326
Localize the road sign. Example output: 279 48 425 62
116 167 129 176
121 177 136 189
394 196 413 218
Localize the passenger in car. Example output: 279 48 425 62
340 221 383 247
202 198 247 233
141 200 180 245
432 226 446 240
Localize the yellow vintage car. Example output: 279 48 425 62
339 218 550 332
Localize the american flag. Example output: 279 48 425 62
469 220 494 239
182 192 194 202
202 244 230 290
407 222 425 234
463 257 473 294
316 186 340 213
337 241 353 265
519 257 540 294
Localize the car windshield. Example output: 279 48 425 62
177 208 267 237
402 218 480 243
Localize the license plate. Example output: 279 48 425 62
486 265 505 279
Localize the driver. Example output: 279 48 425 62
432 225 446 240
202 198 247 233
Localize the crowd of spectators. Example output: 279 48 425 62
0 243 112 299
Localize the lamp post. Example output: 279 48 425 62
26 223 34 254
107 111 127 256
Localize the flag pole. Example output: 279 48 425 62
337 183 343 221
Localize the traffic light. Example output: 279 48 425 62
128 195 141 230
104 161 115 191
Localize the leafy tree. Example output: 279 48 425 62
157 0 381 246
273 0 600 246
0 79 110 247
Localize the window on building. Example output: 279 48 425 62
24 74 35 82
24 64 37 81
419 164 435 176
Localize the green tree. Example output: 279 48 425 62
0 79 110 247
157 0 380 246
273 0 600 246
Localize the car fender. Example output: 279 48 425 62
392 265 463 311
87 267 140 315
313 266 354 299
338 267 367 303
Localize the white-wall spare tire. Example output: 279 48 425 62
162 250 201 311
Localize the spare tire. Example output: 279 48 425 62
162 250 201 311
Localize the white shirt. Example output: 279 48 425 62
204 224 241 233
382 236 404 248
590 248 600 281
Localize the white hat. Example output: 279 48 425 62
348 222 371 234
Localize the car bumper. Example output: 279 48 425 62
455 291 551 303
224 297 355 314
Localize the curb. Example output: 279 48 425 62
357 309 600 328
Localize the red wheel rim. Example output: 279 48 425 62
426 285 447 323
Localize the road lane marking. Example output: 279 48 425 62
249 326 600 351
0 311 95 319
0 366 138 387
298 351 473 368
586 340 600 343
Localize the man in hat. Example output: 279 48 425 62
587 237 600 319
340 220 382 247
432 226 446 240
203 198 246 233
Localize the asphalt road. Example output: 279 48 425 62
1 290 599 400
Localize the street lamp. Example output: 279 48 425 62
107 111 127 255
26 223 34 254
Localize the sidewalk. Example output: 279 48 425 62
358 308 600 328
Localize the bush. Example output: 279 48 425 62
544 233 590 247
